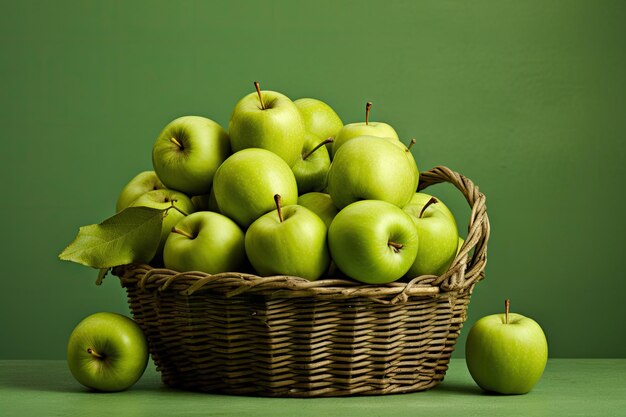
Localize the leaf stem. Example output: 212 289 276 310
95 268 108 286
165 200 189 217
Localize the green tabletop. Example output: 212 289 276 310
1 359 624 417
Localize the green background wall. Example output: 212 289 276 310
1 1 624 359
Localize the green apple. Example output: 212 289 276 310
327 136 417 209
164 211 245 274
328 200 418 284
294 97 343 154
404 197 458 277
331 102 399 158
291 132 332 193
466 300 548 394
457 236 465 256
297 192 338 229
213 148 298 228
67 312 148 392
115 171 165 212
190 188 220 213
130 189 195 259
390 138 420 193
228 82 305 167
405 192 455 222
152 116 230 196
191 193 210 211
245 195 330 280
207 186 220 213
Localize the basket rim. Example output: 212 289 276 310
113 165 490 305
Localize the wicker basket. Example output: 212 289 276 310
113 166 489 397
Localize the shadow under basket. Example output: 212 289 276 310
113 166 490 397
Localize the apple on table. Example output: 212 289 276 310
67 312 148 392
465 299 548 394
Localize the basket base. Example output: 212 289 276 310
159 372 445 397
118 265 472 397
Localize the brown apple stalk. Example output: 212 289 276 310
505 299 510 324
254 81 266 110
302 137 334 160
274 194 283 223
419 197 439 218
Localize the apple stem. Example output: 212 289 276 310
388 240 403 253
165 200 189 217
254 81 266 110
170 137 183 150
87 348 103 359
419 197 438 218
274 194 283 223
303 137 334 160
171 227 195 239
407 138 416 152
505 299 510 324
365 102 372 125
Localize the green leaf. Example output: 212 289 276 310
59 207 164 269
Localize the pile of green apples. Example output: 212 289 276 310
116 82 461 284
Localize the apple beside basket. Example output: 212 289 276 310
112 166 490 397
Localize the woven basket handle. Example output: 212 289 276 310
416 166 490 292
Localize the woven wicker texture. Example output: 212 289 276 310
114 166 490 397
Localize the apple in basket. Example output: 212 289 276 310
115 171 164 212
403 196 459 277
164 211 246 274
328 200 419 284
152 115 231 196
291 132 333 193
294 97 343 157
297 192 338 229
212 148 298 229
327 135 418 210
331 101 399 158
228 82 305 167
245 194 330 281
